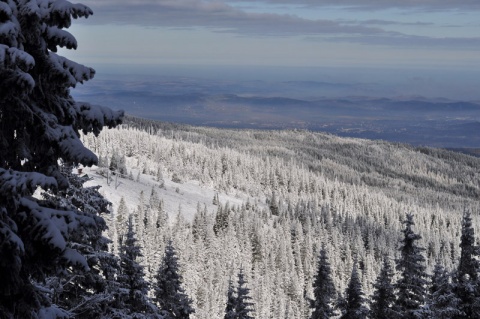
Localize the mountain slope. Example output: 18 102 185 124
81 117 480 319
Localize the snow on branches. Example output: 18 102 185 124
0 0 123 317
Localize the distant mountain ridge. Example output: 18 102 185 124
77 88 480 147
72 72 480 148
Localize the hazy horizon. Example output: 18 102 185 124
75 63 480 101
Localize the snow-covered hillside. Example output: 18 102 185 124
80 117 480 319
84 164 249 224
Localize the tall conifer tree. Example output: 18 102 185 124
455 211 480 318
43 166 123 318
118 215 157 317
154 240 194 319
0 1 122 317
224 279 237 319
426 263 463 319
310 245 336 319
340 262 368 319
235 269 255 319
222 269 255 319
370 257 396 319
394 213 428 319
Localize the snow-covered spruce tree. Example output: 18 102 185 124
118 215 158 317
224 279 236 319
234 269 255 319
154 240 194 319
116 197 129 228
424 263 463 319
310 245 336 319
42 165 123 318
0 1 123 317
214 202 230 236
109 150 127 175
394 213 428 319
339 262 368 319
369 257 396 319
454 210 480 319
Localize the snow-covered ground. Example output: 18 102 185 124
83 165 250 224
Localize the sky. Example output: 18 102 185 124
61 0 480 70
57 0 480 101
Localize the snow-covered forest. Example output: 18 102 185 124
79 116 480 318
1 0 480 318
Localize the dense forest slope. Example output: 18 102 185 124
81 116 480 319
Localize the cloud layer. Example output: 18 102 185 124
78 0 479 49
83 0 384 35
227 0 480 11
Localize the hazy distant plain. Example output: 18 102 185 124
73 65 480 149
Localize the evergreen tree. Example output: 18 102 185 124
214 202 230 235
454 211 480 318
43 165 123 318
235 269 255 319
394 213 428 319
109 150 127 175
370 257 396 319
154 240 194 319
458 211 479 281
425 263 463 319
310 245 336 319
117 196 129 229
340 262 368 319
192 203 207 242
269 192 279 216
224 279 237 319
118 215 157 317
0 1 122 317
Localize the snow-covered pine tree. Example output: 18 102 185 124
117 197 129 228
224 279 237 319
310 245 336 319
454 210 480 318
394 213 428 319
0 1 122 317
340 262 368 319
109 150 127 175
214 202 230 236
42 164 123 318
154 240 194 319
269 192 279 216
118 215 158 317
192 203 207 242
234 268 255 319
424 263 463 319
369 257 396 319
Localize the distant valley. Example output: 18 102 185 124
74 74 480 148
